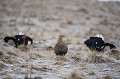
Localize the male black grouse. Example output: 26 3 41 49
84 34 116 52
4 32 33 48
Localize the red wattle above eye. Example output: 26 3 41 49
22 36 26 39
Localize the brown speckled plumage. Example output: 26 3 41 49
54 35 68 56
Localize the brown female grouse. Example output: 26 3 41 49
54 35 68 56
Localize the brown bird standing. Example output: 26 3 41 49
54 35 68 56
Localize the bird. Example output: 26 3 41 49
54 35 68 56
84 34 116 52
4 32 33 48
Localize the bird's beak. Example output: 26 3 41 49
84 40 86 44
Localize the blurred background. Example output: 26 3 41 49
0 0 120 43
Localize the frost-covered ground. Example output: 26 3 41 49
0 0 120 79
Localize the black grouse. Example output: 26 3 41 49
4 32 33 48
84 34 116 52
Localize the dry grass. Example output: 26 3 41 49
24 76 42 79
0 61 7 71
71 52 81 62
3 76 14 79
87 51 97 60
63 70 85 79
55 55 68 61
107 49 120 60
24 46 44 79
0 47 20 64
90 56 106 63
87 50 113 63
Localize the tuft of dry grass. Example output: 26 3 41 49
87 50 112 63
89 55 113 63
107 49 120 60
29 48 43 59
71 52 81 62
55 55 68 61
63 71 85 79
87 51 97 59
90 56 105 63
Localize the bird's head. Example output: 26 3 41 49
59 35 65 39
84 40 87 44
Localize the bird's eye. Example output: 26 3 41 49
18 39 20 41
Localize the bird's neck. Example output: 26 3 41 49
57 38 63 43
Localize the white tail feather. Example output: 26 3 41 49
18 32 24 35
96 34 104 41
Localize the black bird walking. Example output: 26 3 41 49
4 32 33 48
84 34 116 52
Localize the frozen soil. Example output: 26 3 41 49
0 0 120 79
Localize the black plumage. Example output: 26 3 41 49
84 37 116 52
4 35 33 48
54 35 68 56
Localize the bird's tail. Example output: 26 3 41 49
4 37 16 43
95 34 104 41
104 43 116 49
